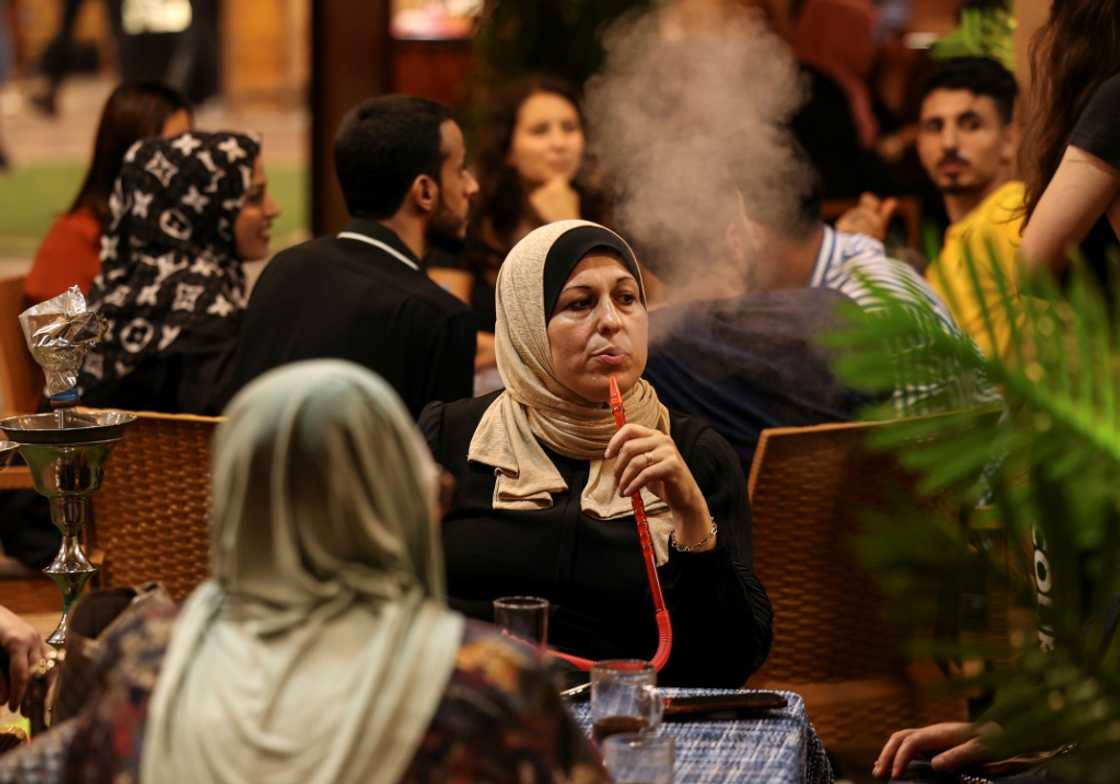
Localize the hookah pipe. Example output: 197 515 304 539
545 375 674 673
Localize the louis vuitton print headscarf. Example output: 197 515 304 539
79 131 261 389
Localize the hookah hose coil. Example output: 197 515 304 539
547 376 673 672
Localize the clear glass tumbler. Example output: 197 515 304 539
492 595 549 648
602 733 675 784
590 659 663 744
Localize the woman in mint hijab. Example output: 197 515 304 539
0 360 605 784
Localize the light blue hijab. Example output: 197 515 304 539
141 360 464 784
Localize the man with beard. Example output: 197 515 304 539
841 57 1022 359
229 96 479 417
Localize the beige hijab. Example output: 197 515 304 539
469 219 675 562
141 360 464 784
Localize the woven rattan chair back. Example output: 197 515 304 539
90 410 221 602
0 276 44 415
746 418 966 756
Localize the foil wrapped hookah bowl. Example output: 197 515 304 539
0 287 135 647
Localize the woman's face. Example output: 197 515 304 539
508 91 585 187
234 156 280 261
547 253 648 403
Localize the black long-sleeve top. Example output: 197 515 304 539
228 219 477 419
420 391 773 688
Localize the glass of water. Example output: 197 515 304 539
602 733 674 784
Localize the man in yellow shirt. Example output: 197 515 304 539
840 57 1023 359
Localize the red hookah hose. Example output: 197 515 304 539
546 377 674 672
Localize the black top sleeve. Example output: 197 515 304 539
80 320 238 415
419 399 445 459
656 423 773 686
417 312 477 415
1070 73 1120 172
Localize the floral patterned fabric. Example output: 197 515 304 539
0 606 607 784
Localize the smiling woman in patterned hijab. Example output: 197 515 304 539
78 130 279 414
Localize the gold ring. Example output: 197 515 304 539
644 452 654 468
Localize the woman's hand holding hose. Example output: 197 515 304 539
604 424 715 552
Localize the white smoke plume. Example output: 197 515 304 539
584 3 816 300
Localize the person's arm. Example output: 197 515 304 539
1022 145 1120 274
474 331 496 371
0 605 49 713
428 267 474 305
421 311 477 412
493 638 608 782
408 628 609 782
835 192 898 242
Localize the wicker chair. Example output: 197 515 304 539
746 419 968 760
89 410 222 602
0 275 43 417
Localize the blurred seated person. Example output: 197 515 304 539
731 160 980 416
25 82 192 304
428 77 607 372
840 57 1024 360
231 96 478 418
645 288 875 473
0 361 607 783
790 0 897 200
77 131 277 414
421 220 772 687
0 604 49 716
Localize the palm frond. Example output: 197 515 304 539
826 242 1120 781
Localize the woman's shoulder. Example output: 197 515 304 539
667 407 743 477
456 620 545 675
47 207 101 238
27 209 103 301
1085 72 1120 111
419 391 502 455
1071 73 1120 168
668 407 728 452
403 619 606 783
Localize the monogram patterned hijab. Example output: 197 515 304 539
79 131 260 390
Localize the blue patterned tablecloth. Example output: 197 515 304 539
572 688 832 784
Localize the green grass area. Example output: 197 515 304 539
0 163 308 256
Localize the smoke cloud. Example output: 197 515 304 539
583 3 816 300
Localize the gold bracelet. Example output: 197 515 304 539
669 518 718 553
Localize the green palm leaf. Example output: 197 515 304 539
827 243 1120 781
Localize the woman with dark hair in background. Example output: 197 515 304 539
428 76 607 372
24 82 192 304
1020 1 1120 291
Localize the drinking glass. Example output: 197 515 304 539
590 659 663 743
492 596 549 647
602 733 675 784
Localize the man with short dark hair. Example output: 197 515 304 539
230 95 479 417
841 56 1022 359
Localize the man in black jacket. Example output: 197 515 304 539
229 95 479 417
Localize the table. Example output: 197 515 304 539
572 688 832 784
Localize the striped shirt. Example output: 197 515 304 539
809 226 983 415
